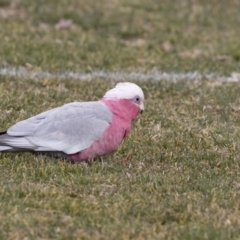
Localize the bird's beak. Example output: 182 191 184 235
140 102 144 113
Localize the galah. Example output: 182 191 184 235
0 82 144 162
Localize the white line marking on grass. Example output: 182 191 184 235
0 66 240 82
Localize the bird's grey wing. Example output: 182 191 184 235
6 101 112 154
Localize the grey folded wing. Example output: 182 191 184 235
5 101 112 154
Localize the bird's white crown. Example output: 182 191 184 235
103 82 144 100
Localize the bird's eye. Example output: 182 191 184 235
133 96 140 103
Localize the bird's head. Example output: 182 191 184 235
103 82 145 114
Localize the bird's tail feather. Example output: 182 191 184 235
0 132 13 151
0 145 16 151
0 132 33 152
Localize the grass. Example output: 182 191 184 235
0 0 240 73
0 0 240 239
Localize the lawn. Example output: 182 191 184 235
0 0 240 239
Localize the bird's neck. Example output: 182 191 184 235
101 99 140 121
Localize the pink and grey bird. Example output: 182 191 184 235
0 82 144 162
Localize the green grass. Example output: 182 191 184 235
0 0 240 239
0 0 240 73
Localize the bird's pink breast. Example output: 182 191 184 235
68 99 140 162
